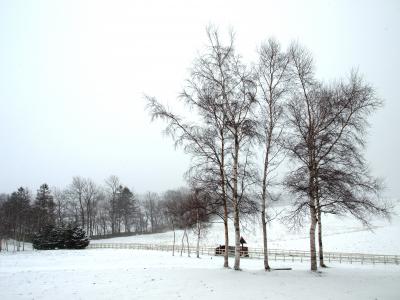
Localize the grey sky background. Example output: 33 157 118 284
0 0 399 198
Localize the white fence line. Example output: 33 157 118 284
87 242 400 265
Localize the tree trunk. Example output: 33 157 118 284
261 205 270 271
314 176 327 268
317 208 327 267
220 129 229 268
196 210 201 258
223 217 229 267
180 229 185 256
172 223 175 256
185 229 191 257
22 231 25 251
261 146 271 271
79 195 85 229
233 135 241 271
308 137 318 271
261 93 275 271
309 199 318 271
233 205 241 270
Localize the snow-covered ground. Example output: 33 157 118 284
0 239 33 252
1 201 399 299
93 200 400 255
1 249 399 300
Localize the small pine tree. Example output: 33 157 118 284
32 225 60 250
33 225 89 250
63 225 89 249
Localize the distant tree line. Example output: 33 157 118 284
0 176 221 253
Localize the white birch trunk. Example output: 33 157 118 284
233 136 241 271
185 230 190 257
172 222 175 256
220 130 229 268
180 229 185 256
196 211 201 258
233 205 241 270
318 208 326 267
309 192 318 271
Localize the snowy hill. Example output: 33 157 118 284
92 200 400 255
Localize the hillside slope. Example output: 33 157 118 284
93 201 400 255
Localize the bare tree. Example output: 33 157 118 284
66 177 101 237
105 175 120 234
52 187 68 227
188 187 215 258
67 177 86 229
221 56 258 270
144 192 159 233
146 27 259 270
255 38 290 271
82 179 100 237
285 42 388 270
146 27 235 268
162 190 184 256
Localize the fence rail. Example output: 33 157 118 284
88 242 400 265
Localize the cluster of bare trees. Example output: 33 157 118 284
51 176 139 237
0 177 219 253
0 179 157 249
162 188 214 258
145 27 390 271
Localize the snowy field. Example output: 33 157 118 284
92 201 400 255
1 201 399 299
1 248 399 300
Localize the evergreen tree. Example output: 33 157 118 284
10 187 32 243
117 186 137 232
33 224 89 250
33 184 55 232
63 225 89 249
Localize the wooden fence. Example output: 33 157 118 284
88 242 400 265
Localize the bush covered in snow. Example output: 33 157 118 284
33 225 89 250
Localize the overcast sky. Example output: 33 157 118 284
0 0 399 198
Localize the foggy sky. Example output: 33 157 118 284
0 0 399 198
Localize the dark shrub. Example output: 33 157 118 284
33 225 89 250
62 225 89 249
